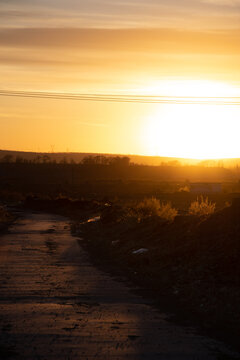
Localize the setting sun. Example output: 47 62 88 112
141 80 240 159
137 79 239 98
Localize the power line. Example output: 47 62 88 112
0 89 240 105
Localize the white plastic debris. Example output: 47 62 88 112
111 240 119 246
132 248 149 255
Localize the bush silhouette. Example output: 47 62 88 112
137 197 178 221
189 196 216 216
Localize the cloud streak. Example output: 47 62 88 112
0 1 240 93
0 28 239 54
1 0 240 29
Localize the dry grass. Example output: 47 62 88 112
188 196 216 216
137 197 178 222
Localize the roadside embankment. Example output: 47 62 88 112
23 196 240 353
76 201 240 353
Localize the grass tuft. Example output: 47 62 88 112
137 197 178 222
188 196 216 216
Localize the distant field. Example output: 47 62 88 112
1 149 240 167
0 162 239 205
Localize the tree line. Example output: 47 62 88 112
0 154 131 166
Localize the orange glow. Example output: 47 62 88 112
1 3 240 159
141 80 240 159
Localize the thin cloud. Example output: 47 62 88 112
201 0 240 5
0 0 240 29
0 28 240 55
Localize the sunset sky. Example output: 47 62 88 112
1 0 240 158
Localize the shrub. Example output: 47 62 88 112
178 185 190 193
157 202 178 221
137 197 178 222
137 197 161 217
188 196 216 216
101 205 132 223
224 201 231 208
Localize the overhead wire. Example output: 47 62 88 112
0 89 240 105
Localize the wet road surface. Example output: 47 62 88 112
0 211 238 359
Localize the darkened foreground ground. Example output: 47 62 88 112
20 194 240 355
1 158 240 357
77 199 240 353
1 211 238 359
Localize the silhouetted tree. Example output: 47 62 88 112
42 155 51 164
81 155 130 167
1 154 13 163
15 156 24 163
60 157 68 164
110 156 130 166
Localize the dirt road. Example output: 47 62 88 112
0 211 238 359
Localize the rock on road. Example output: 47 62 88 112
0 211 238 359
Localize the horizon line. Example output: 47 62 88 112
0 148 240 162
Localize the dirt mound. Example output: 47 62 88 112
190 201 240 282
